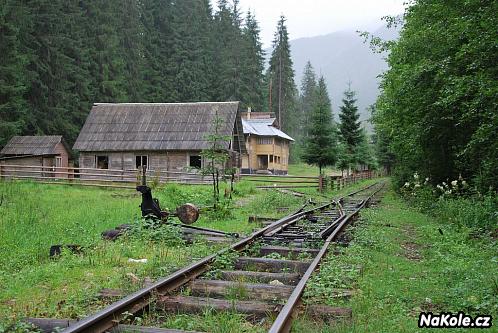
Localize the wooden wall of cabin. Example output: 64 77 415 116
242 136 290 174
78 150 212 180
54 142 69 178
0 155 67 178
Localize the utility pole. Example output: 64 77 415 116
278 33 283 130
269 76 272 115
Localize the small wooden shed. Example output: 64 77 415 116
73 102 246 176
0 136 70 177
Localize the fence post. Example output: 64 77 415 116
318 174 323 192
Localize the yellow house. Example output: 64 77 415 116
241 110 294 175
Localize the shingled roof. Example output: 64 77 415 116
73 102 245 153
1 136 65 156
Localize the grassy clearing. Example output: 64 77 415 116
0 177 379 329
287 163 341 177
298 187 498 332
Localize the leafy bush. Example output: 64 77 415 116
126 218 185 246
434 195 498 232
399 173 498 232
247 190 303 212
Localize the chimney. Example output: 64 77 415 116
247 107 251 120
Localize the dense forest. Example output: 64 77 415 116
372 0 497 191
0 0 374 173
0 0 273 148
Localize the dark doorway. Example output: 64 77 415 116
257 155 268 170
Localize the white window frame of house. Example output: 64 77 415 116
95 155 109 169
55 156 62 168
136 155 148 170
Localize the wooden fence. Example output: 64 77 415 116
240 170 381 192
0 164 212 189
0 164 383 191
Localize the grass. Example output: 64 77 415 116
298 185 498 332
0 176 380 330
287 163 341 177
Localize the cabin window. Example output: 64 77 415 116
136 155 148 169
55 156 62 168
257 137 273 145
96 155 109 169
189 155 202 169
269 155 274 163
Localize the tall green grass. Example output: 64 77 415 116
0 177 379 325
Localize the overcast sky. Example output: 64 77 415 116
231 0 406 47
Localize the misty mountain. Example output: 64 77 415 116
290 24 399 129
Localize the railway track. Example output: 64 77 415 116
29 181 385 333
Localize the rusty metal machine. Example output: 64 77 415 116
135 166 238 237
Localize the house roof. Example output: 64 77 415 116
242 118 294 141
0 136 65 155
73 102 245 153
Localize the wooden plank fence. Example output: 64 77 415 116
240 170 381 192
0 164 384 191
0 164 212 189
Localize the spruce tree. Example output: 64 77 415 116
355 129 376 170
171 0 215 102
21 0 92 144
140 0 177 102
299 61 317 136
0 0 272 151
213 0 244 102
267 15 297 133
301 77 338 175
338 85 362 174
84 0 133 102
239 10 265 110
0 1 28 147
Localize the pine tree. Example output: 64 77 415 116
299 61 317 136
0 1 28 147
21 0 92 144
355 129 376 170
84 0 131 102
213 0 244 102
140 0 177 102
239 10 265 110
338 85 362 174
171 0 215 101
0 0 273 151
301 77 338 175
267 15 297 133
116 0 145 101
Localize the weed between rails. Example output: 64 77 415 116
0 178 378 328
299 189 498 333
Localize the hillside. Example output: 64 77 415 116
290 24 399 126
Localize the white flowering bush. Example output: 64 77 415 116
435 175 470 199
399 173 497 232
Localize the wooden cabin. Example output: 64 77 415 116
0 136 70 178
73 102 245 177
241 110 294 175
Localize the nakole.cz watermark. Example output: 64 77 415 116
419 311 492 328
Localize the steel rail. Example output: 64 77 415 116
62 182 381 333
62 202 335 333
268 182 385 333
